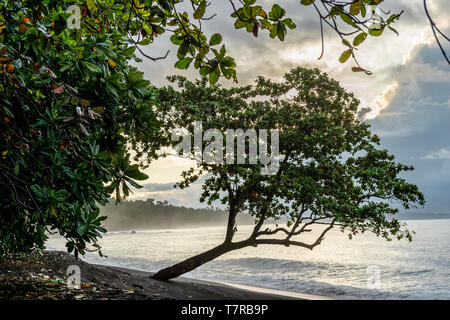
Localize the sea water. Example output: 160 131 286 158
45 219 450 299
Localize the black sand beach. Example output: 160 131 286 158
0 251 330 300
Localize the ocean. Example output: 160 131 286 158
45 219 450 299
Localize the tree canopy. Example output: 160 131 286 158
0 0 159 256
151 67 425 280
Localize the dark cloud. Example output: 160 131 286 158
140 174 208 193
358 107 372 120
368 41 450 212
141 182 176 193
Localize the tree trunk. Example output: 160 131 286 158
152 200 244 281
151 241 247 281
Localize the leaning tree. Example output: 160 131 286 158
151 67 425 280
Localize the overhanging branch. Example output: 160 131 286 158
424 0 450 65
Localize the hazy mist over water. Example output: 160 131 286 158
98 199 254 231
46 219 450 300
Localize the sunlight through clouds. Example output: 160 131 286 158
364 81 399 120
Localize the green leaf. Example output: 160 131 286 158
282 18 296 29
242 5 251 19
177 43 189 59
122 182 130 197
360 4 366 18
209 69 220 84
60 64 73 72
269 23 278 38
175 57 193 69
66 241 74 253
339 49 352 63
369 26 384 37
349 1 361 16
219 44 226 58
125 165 149 180
269 4 285 20
82 61 102 74
234 18 247 29
387 13 401 24
251 5 262 18
170 34 183 45
193 0 206 19
87 0 97 13
209 33 222 46
200 66 212 76
277 22 286 41
122 46 136 57
77 225 88 236
220 57 235 68
127 179 143 189
260 19 272 30
353 32 367 46
138 38 152 46
340 12 357 28
300 0 315 5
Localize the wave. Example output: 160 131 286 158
397 269 434 276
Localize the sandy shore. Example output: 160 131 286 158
105 265 334 300
0 251 333 300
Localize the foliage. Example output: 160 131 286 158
156 67 425 251
58 0 403 78
230 0 404 74
0 0 402 83
0 0 159 256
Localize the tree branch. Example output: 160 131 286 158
424 0 450 65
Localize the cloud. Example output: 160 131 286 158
364 81 399 120
141 182 176 192
368 42 450 136
367 38 450 211
421 148 450 160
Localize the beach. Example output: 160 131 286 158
43 220 450 299
0 251 330 300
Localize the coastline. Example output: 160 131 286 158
0 251 334 300
104 265 335 300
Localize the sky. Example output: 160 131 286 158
127 0 450 213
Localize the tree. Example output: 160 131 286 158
0 0 159 256
0 0 409 256
150 67 425 281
